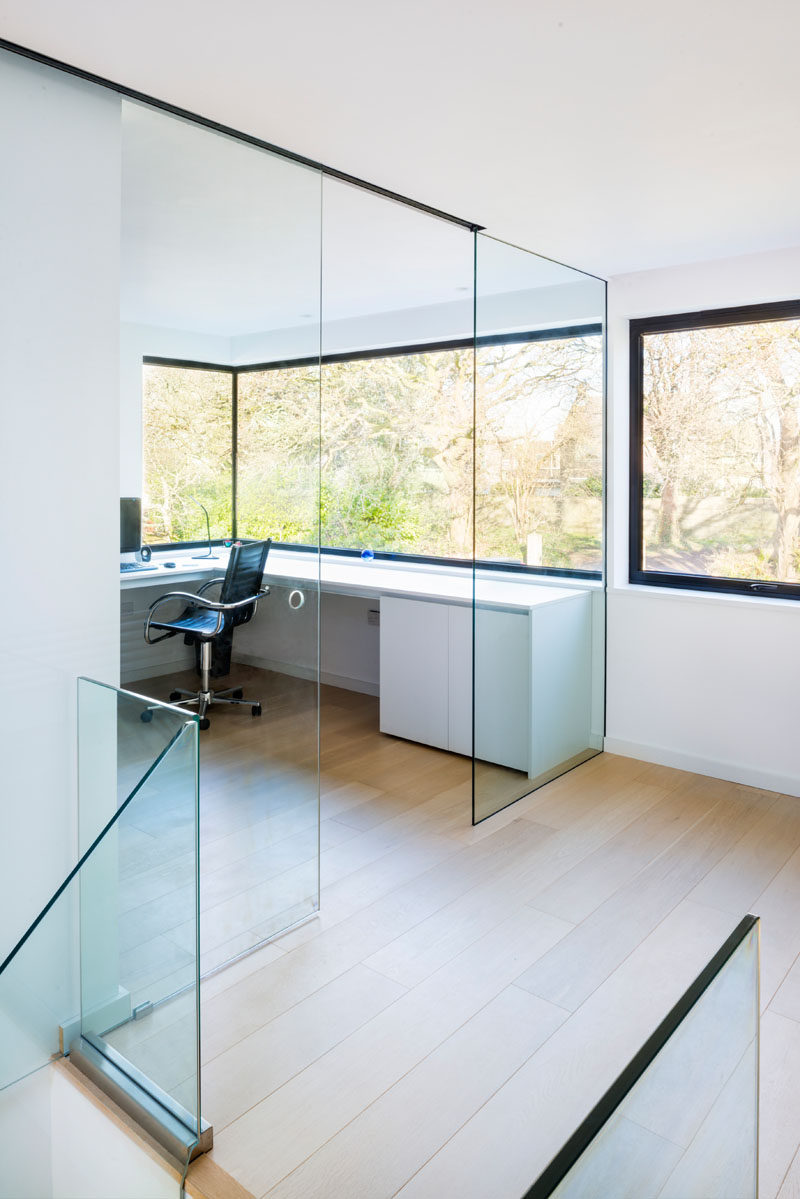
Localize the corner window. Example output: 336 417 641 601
142 361 233 543
143 327 603 576
630 301 800 598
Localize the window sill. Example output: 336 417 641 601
610 580 800 613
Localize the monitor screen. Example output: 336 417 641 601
120 497 141 554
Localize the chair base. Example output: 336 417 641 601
167 642 262 727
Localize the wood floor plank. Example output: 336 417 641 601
517 785 768 1011
394 900 740 1199
203 964 406 1128
200 820 558 1062
128 669 800 1199
776 1148 800 1199
759 1011 800 1199
212 906 572 1197
687 790 799 915
746 843 800 1009
265 985 567 1199
530 778 714 924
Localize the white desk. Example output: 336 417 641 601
119 548 586 609
121 550 602 777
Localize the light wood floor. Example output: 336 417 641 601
122 667 800 1198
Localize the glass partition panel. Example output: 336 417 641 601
474 235 606 822
318 178 475 822
526 916 760 1199
121 99 322 969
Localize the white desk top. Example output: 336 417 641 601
120 549 594 611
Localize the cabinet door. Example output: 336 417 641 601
448 604 473 756
379 597 449 749
530 593 592 777
474 607 530 772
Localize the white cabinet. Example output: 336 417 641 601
474 607 530 771
380 590 593 778
379 597 450 750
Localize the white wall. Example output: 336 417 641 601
606 246 800 796
232 280 602 364
0 51 122 949
234 589 380 694
0 1063 179 1199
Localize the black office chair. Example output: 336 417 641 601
144 539 272 729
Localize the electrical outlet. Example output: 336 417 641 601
367 609 380 627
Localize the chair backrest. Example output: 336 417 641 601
220 539 271 621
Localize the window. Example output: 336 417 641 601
476 332 603 572
630 301 800 598
142 328 603 575
142 361 233 543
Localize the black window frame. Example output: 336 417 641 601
143 323 604 580
629 299 800 601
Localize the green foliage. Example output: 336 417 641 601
143 338 604 572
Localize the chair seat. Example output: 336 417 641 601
150 607 222 639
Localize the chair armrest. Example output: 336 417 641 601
144 591 220 643
196 577 226 596
144 587 270 644
147 587 269 615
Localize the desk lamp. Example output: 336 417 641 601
191 497 220 559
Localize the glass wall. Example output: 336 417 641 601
473 236 606 822
120 98 322 968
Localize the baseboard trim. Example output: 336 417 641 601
603 737 800 798
233 652 379 696
121 658 193 684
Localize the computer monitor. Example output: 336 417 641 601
120 497 141 555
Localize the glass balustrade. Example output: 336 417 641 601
525 916 760 1199
0 679 201 1198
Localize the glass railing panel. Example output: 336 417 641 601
0 879 77 1092
0 678 201 1195
80 730 200 1124
77 677 194 837
77 678 201 1132
526 916 759 1199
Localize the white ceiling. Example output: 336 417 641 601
121 102 587 335
3 0 800 278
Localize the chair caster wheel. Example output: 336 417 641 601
169 691 182 702
232 688 244 699
251 704 262 717
199 717 211 731
140 709 154 723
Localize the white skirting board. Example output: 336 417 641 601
603 736 800 799
234 651 379 696
122 650 379 697
121 658 194 685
